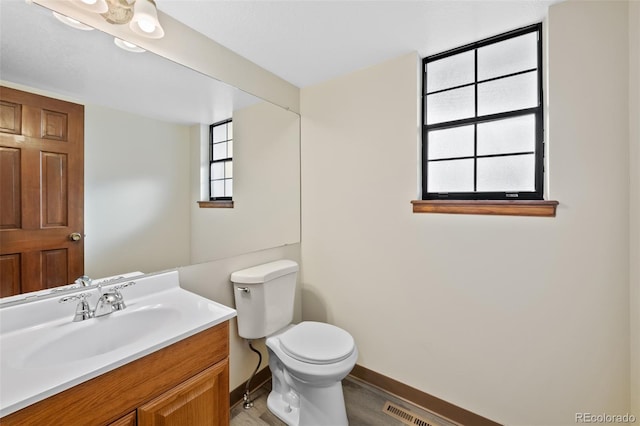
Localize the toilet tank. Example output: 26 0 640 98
230 260 298 339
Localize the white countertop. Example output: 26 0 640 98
0 270 236 418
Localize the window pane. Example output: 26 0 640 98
213 142 228 161
477 154 535 192
426 50 474 93
227 122 233 139
213 124 227 143
426 86 475 125
428 125 474 160
477 71 537 116
212 162 225 179
225 161 233 178
227 140 233 157
225 179 233 197
427 159 474 193
477 114 535 156
211 180 225 197
478 32 538 80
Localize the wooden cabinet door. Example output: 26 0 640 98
0 86 84 296
108 411 137 426
138 359 229 426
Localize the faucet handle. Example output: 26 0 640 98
111 281 135 311
74 275 93 287
59 293 93 322
58 292 92 304
113 281 136 291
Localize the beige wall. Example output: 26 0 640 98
85 104 191 278
630 0 640 417
300 1 631 424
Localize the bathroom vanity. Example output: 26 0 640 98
0 271 236 426
1 323 229 426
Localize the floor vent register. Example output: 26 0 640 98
382 401 445 426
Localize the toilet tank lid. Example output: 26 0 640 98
230 260 299 284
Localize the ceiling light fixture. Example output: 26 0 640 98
114 37 146 53
100 0 134 25
51 0 164 40
52 11 95 31
74 0 109 14
129 0 164 39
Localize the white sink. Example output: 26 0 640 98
0 270 236 418
18 306 181 367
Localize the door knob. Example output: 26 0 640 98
69 232 82 242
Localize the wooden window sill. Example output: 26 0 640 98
411 200 558 217
198 200 234 209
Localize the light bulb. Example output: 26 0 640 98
137 19 156 34
114 37 146 53
129 0 164 39
74 0 108 13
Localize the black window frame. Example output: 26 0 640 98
209 119 233 201
422 23 544 200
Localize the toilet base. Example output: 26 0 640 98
266 381 349 426
267 390 300 426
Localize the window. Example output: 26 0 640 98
422 23 543 200
209 119 233 200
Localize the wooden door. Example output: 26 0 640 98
137 360 230 426
0 86 84 297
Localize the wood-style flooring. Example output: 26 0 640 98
230 376 458 426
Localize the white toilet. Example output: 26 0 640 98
231 260 358 426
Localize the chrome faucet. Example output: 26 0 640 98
59 293 93 322
74 275 93 287
59 281 135 322
94 290 122 317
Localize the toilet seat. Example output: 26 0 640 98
278 322 355 365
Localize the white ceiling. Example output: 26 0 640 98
159 0 560 88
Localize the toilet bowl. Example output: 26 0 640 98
266 322 358 425
230 260 358 426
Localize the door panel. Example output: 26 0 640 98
0 100 21 134
42 248 69 288
41 109 69 141
42 152 68 227
0 86 84 297
0 254 21 296
0 147 21 229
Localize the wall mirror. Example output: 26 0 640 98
0 0 301 297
